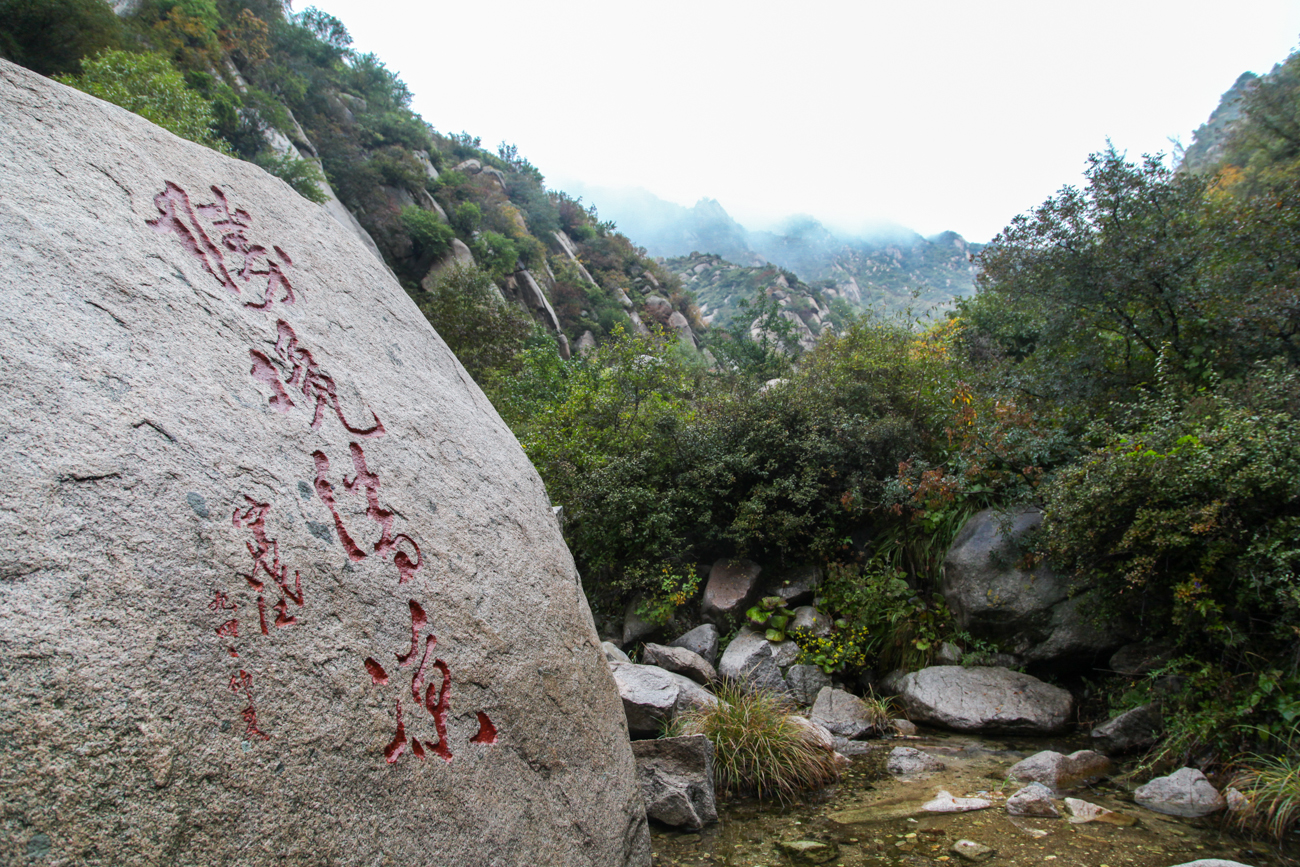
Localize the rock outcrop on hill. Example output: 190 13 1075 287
0 60 648 867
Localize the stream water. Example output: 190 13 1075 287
649 730 1295 867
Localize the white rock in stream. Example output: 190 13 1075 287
923 790 993 812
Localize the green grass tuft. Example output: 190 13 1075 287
668 680 841 804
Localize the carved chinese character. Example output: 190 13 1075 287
229 670 269 740
231 496 305 630
147 181 299 310
362 600 496 765
248 320 384 437
312 443 420 584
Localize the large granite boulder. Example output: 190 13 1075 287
0 61 648 867
630 735 717 830
941 507 1129 668
895 666 1074 734
701 558 762 621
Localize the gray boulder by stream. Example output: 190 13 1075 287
942 507 1131 668
0 61 648 867
895 666 1074 734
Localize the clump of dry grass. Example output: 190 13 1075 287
669 680 841 804
1229 727 1300 842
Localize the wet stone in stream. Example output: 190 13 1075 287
648 730 1293 867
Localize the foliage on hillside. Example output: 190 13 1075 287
0 0 695 360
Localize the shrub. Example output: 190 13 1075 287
253 151 327 203
414 264 539 385
57 49 229 153
451 201 481 234
400 206 454 258
670 681 840 803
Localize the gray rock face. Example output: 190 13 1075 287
701 558 762 621
603 641 632 664
791 605 832 637
668 623 720 665
763 563 821 606
897 667 1074 734
1005 782 1060 817
887 747 945 776
610 663 681 736
1134 768 1227 818
1008 750 1112 792
667 672 719 714
1165 862 1255 867
641 643 716 685
716 628 789 695
786 664 832 706
810 687 885 739
421 237 477 288
0 61 649 867
924 791 993 813
1091 704 1162 754
630 736 717 830
941 507 1128 667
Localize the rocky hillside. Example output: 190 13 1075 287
0 0 702 365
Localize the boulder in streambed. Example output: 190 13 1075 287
700 557 762 621
810 687 886 739
0 59 647 867
1134 767 1227 818
1005 782 1060 818
887 747 945 776
640 643 716 685
1008 749 1112 792
894 666 1074 734
630 735 717 830
941 507 1130 668
924 790 994 812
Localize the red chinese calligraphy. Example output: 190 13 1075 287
312 443 421 584
230 670 270 740
232 496 305 626
363 600 496 765
148 181 299 310
248 320 384 437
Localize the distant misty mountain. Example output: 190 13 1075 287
561 182 980 316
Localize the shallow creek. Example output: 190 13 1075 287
649 730 1294 867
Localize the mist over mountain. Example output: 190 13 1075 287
564 181 981 316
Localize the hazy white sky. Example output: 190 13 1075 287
307 0 1300 242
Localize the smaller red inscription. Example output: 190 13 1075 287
209 591 236 611
215 619 239 638
229 670 270 740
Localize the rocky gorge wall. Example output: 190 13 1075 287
0 59 648 867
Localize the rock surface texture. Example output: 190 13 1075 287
810 687 883 739
0 61 648 867
1134 768 1228 818
630 736 717 831
1090 703 1162 754
668 623 720 665
895 666 1074 734
1005 783 1060 818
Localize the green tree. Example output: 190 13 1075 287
0 0 123 77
